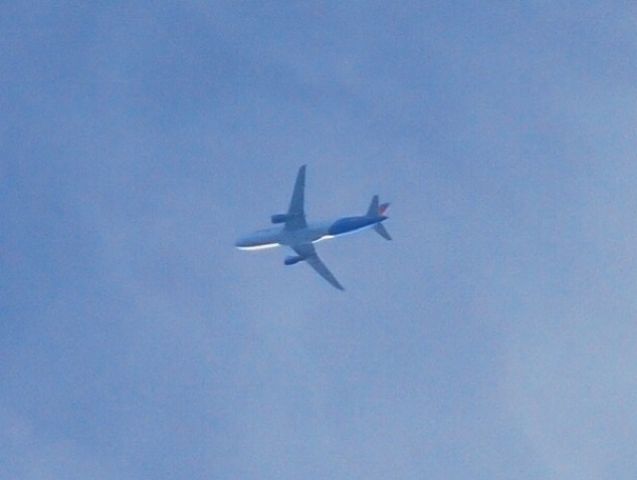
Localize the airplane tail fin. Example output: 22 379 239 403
366 195 390 217
366 195 392 240
366 195 379 216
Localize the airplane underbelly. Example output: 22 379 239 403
279 226 329 245
313 234 335 243
236 242 280 251
235 228 283 250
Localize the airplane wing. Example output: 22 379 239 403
285 165 307 230
293 243 344 290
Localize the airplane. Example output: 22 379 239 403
235 165 391 290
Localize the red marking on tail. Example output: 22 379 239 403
379 203 390 215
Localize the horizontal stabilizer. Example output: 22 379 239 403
374 223 392 240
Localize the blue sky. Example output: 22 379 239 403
2 2 637 479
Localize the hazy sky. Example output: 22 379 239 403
2 2 637 479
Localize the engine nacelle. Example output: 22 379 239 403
284 255 304 266
271 214 289 224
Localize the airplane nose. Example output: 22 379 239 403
235 235 255 248
235 237 247 247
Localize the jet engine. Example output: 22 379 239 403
284 255 304 266
271 214 289 224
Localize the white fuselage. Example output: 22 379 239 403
235 216 383 251
235 221 331 251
